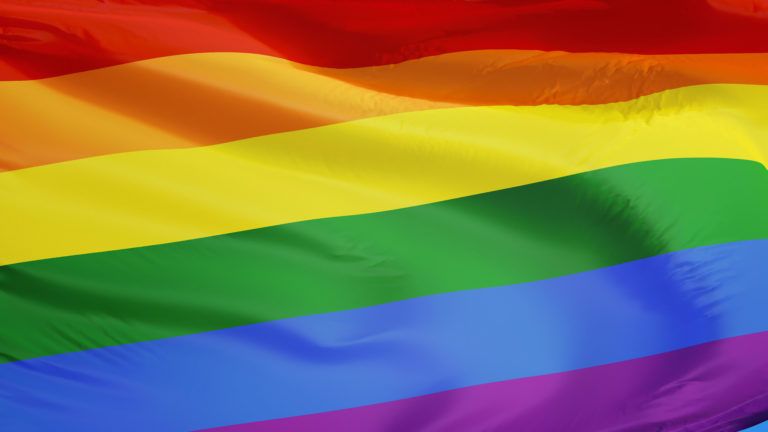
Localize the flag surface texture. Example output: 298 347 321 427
1 1 768 431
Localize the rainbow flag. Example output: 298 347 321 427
2 1 768 430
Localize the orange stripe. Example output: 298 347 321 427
2 50 768 171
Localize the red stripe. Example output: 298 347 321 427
3 0 768 80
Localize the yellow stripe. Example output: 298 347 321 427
2 83 767 265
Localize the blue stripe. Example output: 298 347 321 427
2 239 768 431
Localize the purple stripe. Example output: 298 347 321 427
204 332 768 432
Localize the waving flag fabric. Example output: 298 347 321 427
1 1 768 431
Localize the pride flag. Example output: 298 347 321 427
2 1 768 430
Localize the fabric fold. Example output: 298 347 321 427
4 0 768 79
2 158 767 361
4 83 768 265
2 239 767 431
3 51 768 170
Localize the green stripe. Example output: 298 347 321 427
2 158 767 362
